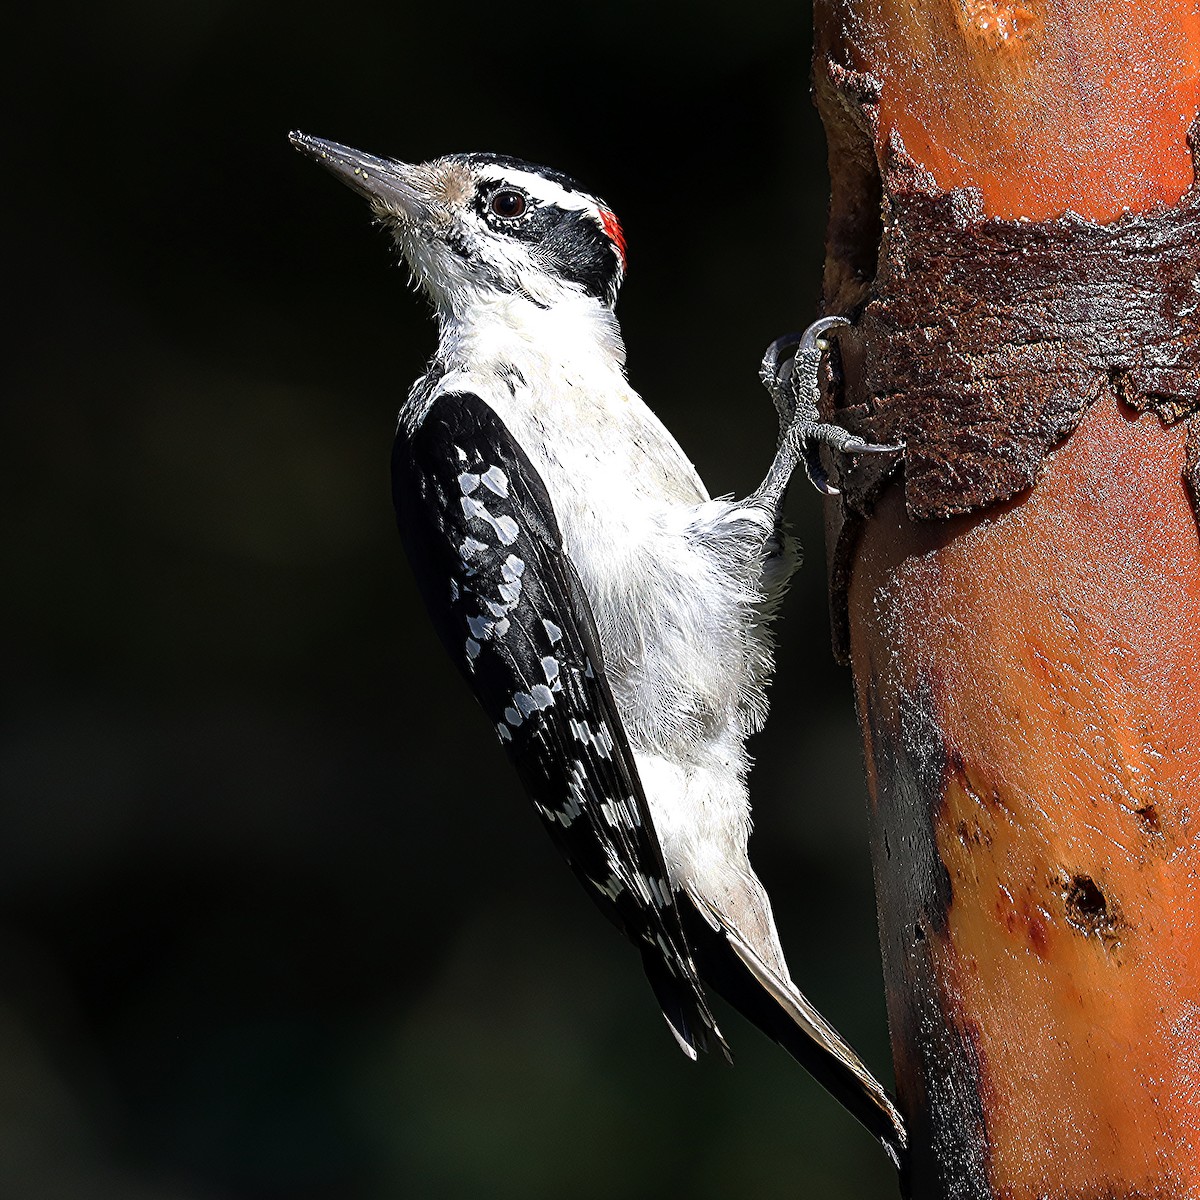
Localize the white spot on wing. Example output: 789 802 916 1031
540 657 559 686
461 496 520 545
466 615 492 639
565 717 614 758
481 466 509 497
543 619 562 645
599 800 626 826
466 613 510 641
549 763 588 828
598 873 624 900
593 723 614 759
458 472 480 495
644 875 669 908
497 723 512 742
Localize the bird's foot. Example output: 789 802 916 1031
759 330 805 435
759 316 903 496
791 417 905 496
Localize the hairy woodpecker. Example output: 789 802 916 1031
290 132 906 1163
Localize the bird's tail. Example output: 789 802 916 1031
681 888 907 1167
639 942 733 1065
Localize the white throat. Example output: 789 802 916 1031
435 289 627 384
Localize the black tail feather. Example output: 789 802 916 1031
639 944 733 1065
679 898 907 1166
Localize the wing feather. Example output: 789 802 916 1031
392 391 729 1060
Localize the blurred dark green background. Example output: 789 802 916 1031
5 2 897 1196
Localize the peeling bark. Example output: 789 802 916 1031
832 123 1200 524
817 91 1200 658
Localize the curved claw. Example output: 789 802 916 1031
842 437 906 456
802 433 902 496
759 315 860 497
804 440 841 496
798 315 850 353
759 331 804 394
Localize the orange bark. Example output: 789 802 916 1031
852 398 1200 1193
836 0 1200 220
815 0 1200 1194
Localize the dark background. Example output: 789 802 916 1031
5 2 897 1196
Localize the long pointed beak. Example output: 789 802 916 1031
288 131 432 223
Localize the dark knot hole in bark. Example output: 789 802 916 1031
1063 874 1120 942
1134 803 1161 834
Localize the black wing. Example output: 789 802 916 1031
392 391 729 1061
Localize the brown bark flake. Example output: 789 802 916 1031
827 118 1200 526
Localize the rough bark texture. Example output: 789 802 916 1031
818 92 1200 660
833 126 1200 524
812 1 1200 1196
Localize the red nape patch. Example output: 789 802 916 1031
599 208 627 268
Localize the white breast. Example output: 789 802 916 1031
416 297 764 768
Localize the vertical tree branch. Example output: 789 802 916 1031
811 1 1200 1194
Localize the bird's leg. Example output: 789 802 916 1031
755 316 903 502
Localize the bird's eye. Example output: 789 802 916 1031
490 190 527 219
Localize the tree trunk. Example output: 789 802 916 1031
811 2 1200 1195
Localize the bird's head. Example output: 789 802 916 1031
290 134 627 320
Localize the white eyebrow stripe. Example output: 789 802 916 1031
484 167 600 215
